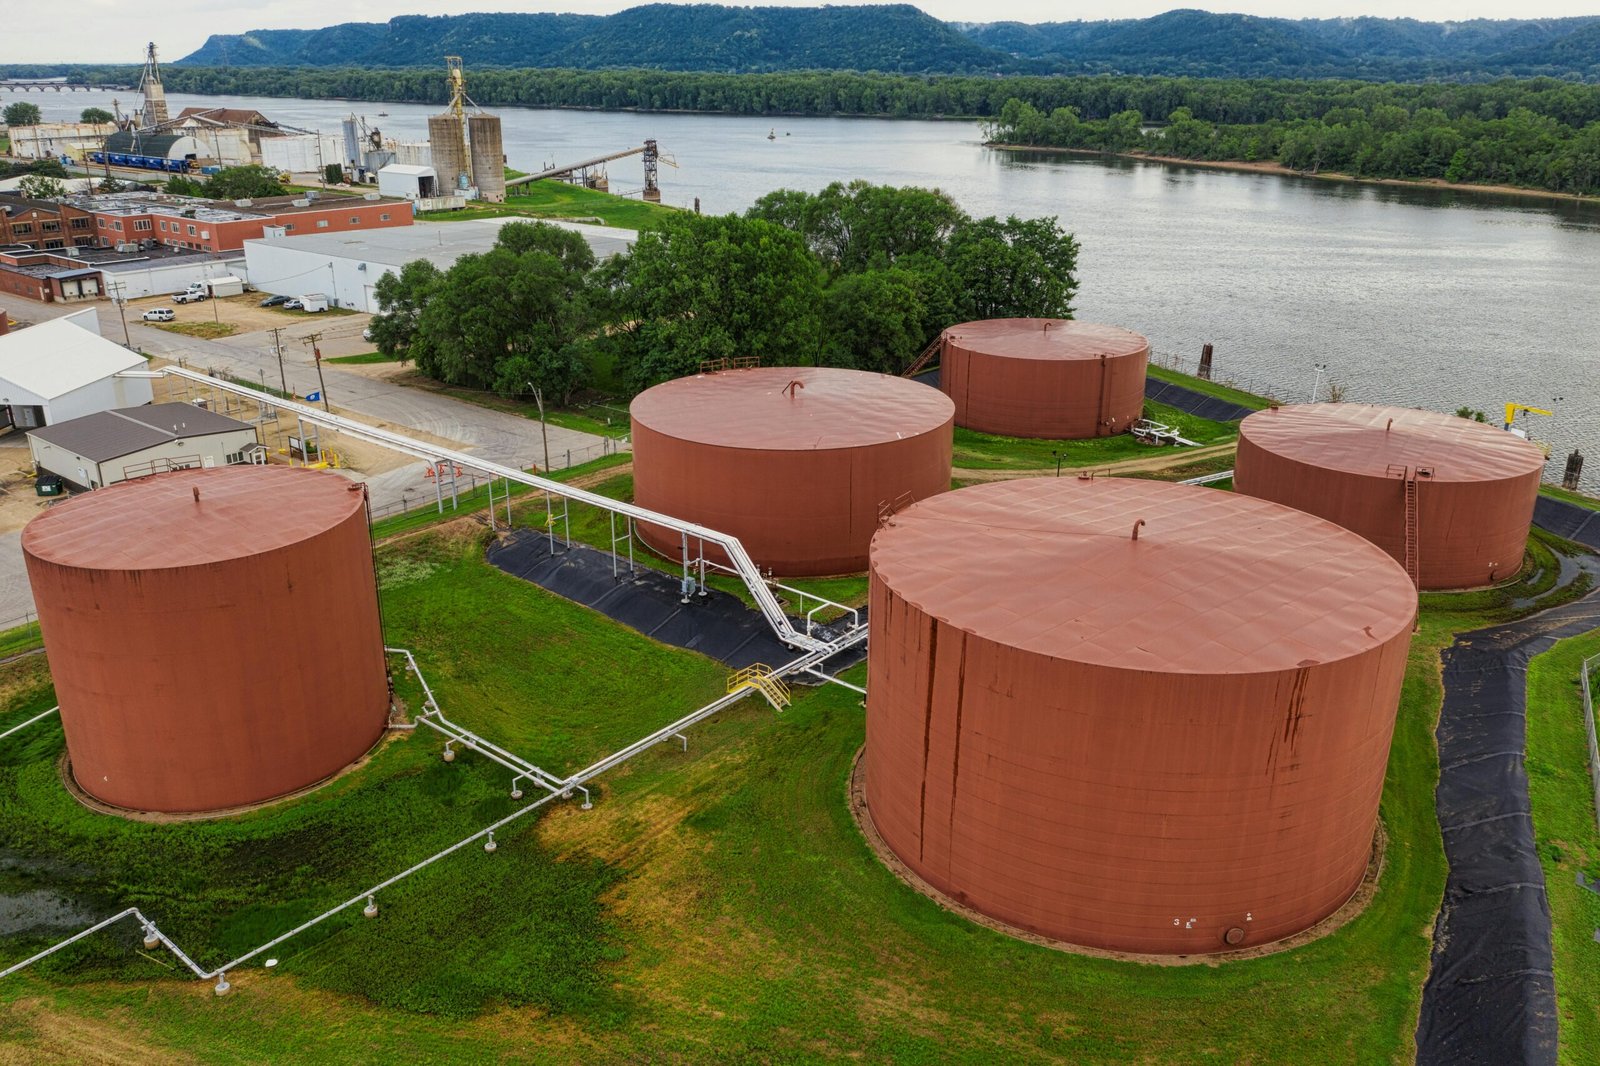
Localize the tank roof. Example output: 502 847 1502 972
1239 403 1547 483
871 477 1415 675
943 319 1148 362
630 367 953 451
23 466 367 571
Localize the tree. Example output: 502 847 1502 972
16 174 66 200
3 102 41 127
80 107 114 124
97 175 125 193
164 175 207 196
604 213 823 391
749 180 964 274
382 223 598 402
820 269 929 374
324 163 344 185
202 165 287 200
371 259 443 363
945 215 1079 321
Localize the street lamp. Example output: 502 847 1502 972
1051 449 1063 477
1309 363 1328 404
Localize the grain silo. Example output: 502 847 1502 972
467 114 506 204
863 477 1415 955
427 113 470 194
939 319 1149 439
1234 403 1546 590
22 467 390 815
631 366 954 576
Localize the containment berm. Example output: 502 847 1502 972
863 476 1416 955
631 366 954 576
939 318 1149 439
1234 403 1546 590
22 466 390 814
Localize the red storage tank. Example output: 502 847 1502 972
863 477 1415 955
23 466 390 814
1234 403 1546 590
631 367 953 576
939 318 1149 439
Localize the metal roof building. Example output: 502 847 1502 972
0 317 152 431
29 402 259 490
242 217 637 313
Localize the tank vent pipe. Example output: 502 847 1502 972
192 487 200 503
1131 518 1146 541
783 379 805 398
1386 418 1393 432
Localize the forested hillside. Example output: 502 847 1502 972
163 6 1600 80
179 6 1006 75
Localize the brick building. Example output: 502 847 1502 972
69 191 412 254
0 197 98 252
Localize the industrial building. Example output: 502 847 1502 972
630 366 954 576
862 476 1416 955
28 403 259 490
0 316 151 430
1234 403 1547 589
6 122 116 161
425 58 505 203
21 466 391 814
66 191 412 256
938 318 1150 439
243 218 635 313
0 194 98 252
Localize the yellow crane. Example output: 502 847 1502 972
1503 402 1553 432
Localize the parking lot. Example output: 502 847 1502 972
120 292 365 340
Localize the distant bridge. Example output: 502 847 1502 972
0 81 132 93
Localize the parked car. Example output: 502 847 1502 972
172 291 207 304
361 327 373 342
142 308 175 322
260 294 290 307
282 298 303 311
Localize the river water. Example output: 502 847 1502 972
28 89 1600 482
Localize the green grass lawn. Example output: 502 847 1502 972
1542 484 1600 512
1526 631 1600 1063
0 518 1592 1061
325 351 402 366
417 179 677 231
952 400 1235 470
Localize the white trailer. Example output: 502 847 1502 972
299 293 330 313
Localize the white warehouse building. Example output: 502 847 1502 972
0 316 152 431
241 218 637 314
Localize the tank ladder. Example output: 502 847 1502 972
1390 464 1432 591
902 335 944 378
727 664 791 711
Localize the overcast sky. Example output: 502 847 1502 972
5 2 1596 64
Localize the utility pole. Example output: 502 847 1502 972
109 279 131 348
303 332 330 412
529 382 550 473
269 327 288 396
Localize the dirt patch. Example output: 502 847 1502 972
0 997 197 1066
847 747 1384 966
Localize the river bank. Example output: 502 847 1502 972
988 143 1600 205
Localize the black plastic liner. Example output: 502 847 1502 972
1417 589 1600 1065
486 530 866 677
1534 496 1600 551
1142 377 1256 423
